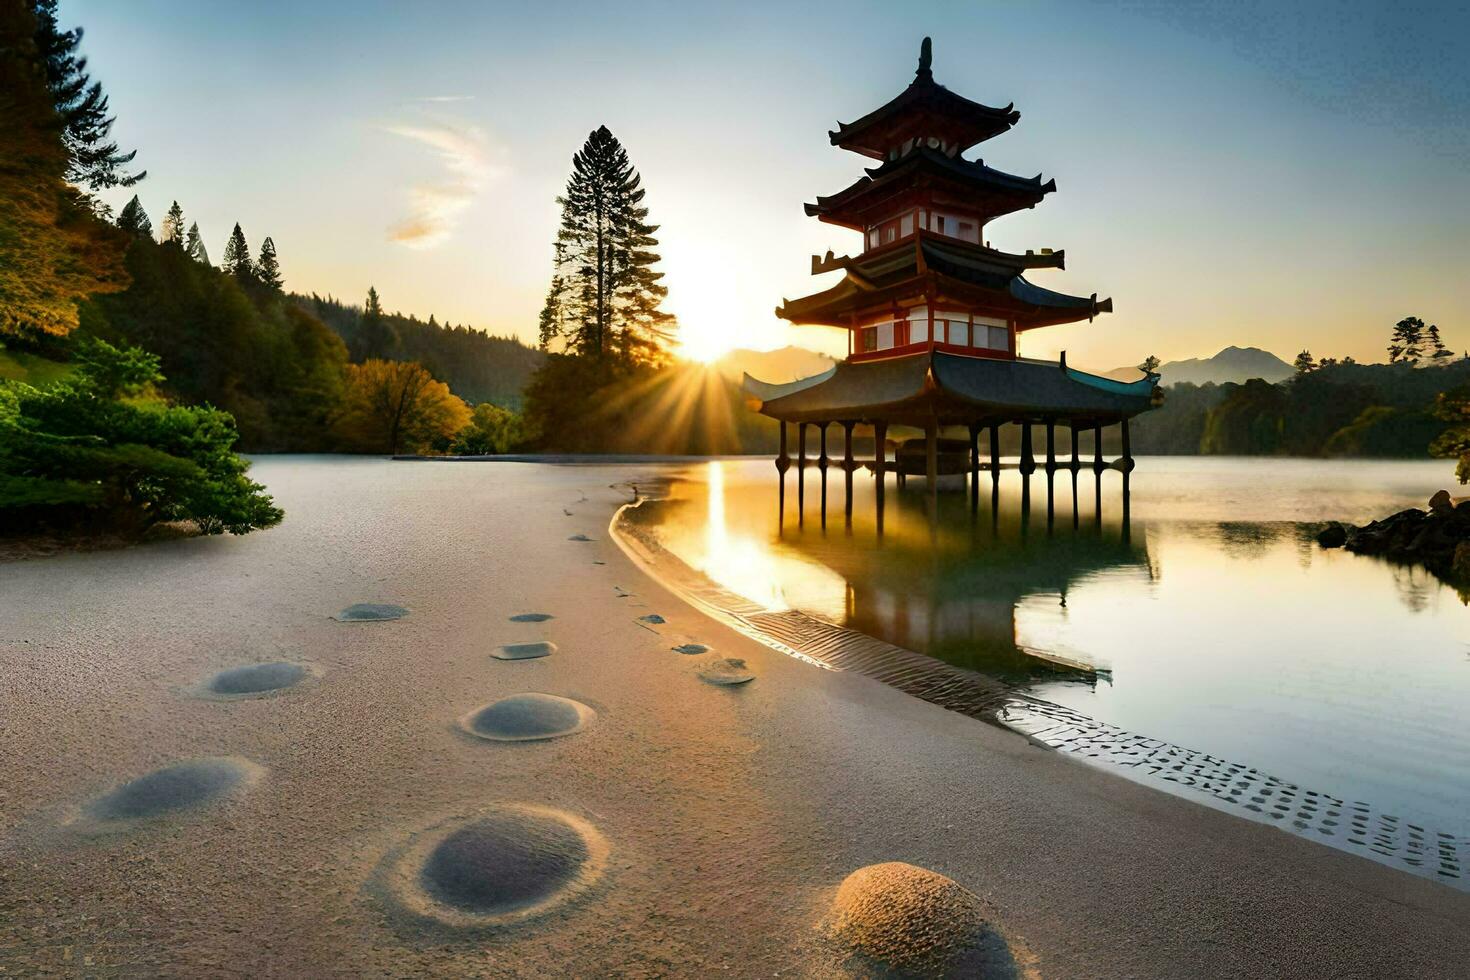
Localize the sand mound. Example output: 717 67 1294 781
205 662 308 696
568 534 592 542
493 641 557 661
460 694 594 742
334 603 408 622
77 758 261 830
699 658 754 686
824 862 1000 976
509 613 554 623
671 643 709 655
638 614 666 625
379 804 608 928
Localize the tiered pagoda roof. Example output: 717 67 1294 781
778 233 1107 330
805 146 1056 230
744 351 1154 427
829 38 1020 158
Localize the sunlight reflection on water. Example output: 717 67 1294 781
631 457 1470 836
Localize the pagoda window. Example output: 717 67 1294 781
876 321 895 349
967 315 1010 352
956 220 977 243
895 319 910 346
868 229 880 249
900 213 914 236
860 326 879 352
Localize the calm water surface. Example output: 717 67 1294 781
630 457 1470 838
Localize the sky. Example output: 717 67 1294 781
70 0 1469 370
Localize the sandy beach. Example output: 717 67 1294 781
2 456 1469 978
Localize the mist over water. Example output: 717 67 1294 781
630 457 1470 837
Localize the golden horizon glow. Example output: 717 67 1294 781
676 324 734 363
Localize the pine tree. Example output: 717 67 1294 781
1428 323 1451 361
30 0 143 190
1388 316 1426 364
1138 354 1160 374
221 222 253 280
353 285 397 360
160 200 184 246
116 194 152 238
185 221 210 265
255 236 283 291
1293 350 1317 375
539 126 674 365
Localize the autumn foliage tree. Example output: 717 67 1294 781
335 360 470 455
0 2 128 338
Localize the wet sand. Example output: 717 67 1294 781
2 455 1468 977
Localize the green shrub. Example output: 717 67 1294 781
451 401 525 455
0 337 283 536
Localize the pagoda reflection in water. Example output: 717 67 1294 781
631 461 1151 687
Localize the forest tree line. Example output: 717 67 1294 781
1131 320 1470 462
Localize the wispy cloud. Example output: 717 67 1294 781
415 95 475 104
384 119 503 249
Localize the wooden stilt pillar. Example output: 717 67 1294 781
776 421 790 529
873 421 888 534
989 421 1001 520
1020 422 1035 475
924 417 939 521
968 423 980 513
1045 419 1056 527
1093 422 1104 526
1121 418 1133 540
1070 423 1081 529
842 421 855 525
870 417 882 531
818 422 830 528
797 422 807 524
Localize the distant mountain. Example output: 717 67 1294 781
712 346 836 383
1105 346 1294 386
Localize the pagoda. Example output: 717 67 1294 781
743 38 1160 524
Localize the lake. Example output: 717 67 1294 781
622 456 1470 884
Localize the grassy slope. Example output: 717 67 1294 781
0 349 72 386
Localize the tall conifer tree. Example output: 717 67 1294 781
30 0 143 190
1428 323 1451 361
256 236 283 291
1388 316 1426 364
116 194 152 238
160 200 184 246
221 222 253 280
352 285 397 360
539 126 674 365
184 221 210 265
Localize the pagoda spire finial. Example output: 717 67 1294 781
916 37 933 80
